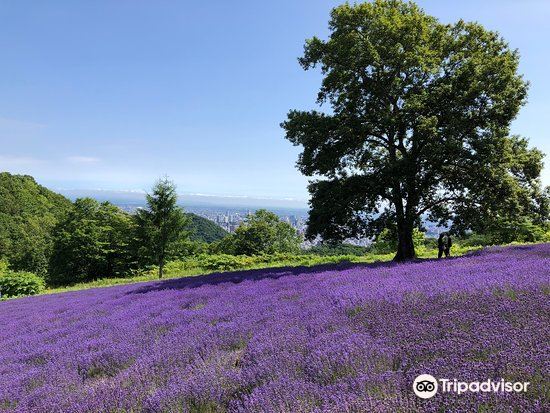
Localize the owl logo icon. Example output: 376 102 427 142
413 374 438 399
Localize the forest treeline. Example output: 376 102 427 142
0 174 228 292
0 173 305 293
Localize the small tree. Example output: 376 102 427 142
135 177 189 278
219 210 301 256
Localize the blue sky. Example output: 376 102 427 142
1 0 549 205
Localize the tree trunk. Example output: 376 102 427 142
394 222 416 261
158 246 165 279
158 258 164 279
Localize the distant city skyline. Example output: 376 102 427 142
1 1 549 198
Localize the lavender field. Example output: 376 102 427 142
1 245 549 412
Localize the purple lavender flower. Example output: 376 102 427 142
0 244 548 412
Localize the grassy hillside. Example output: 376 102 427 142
41 243 483 296
0 244 547 411
186 212 228 243
0 173 72 275
0 174 226 280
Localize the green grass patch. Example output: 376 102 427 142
29 246 483 297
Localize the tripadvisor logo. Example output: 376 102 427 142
413 374 530 399
413 374 438 399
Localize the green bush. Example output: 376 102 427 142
479 219 549 245
0 259 8 274
0 271 44 298
459 233 494 247
213 210 302 255
459 224 550 247
199 254 250 271
370 227 426 254
161 252 374 277
306 243 367 256
422 237 438 250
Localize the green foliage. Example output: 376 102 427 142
48 198 136 285
134 177 190 278
370 229 396 255
0 271 44 298
461 220 550 246
186 213 228 243
170 239 209 259
422 237 438 251
215 210 302 256
192 254 252 272
1 170 544 291
0 260 9 274
306 243 367 256
282 0 543 260
370 228 426 254
458 233 492 247
165 252 360 274
487 219 548 244
0 173 72 275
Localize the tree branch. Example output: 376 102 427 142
416 196 462 216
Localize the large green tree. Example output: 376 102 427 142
282 0 547 260
135 177 189 278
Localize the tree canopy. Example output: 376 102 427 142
217 210 302 256
48 198 136 285
282 0 548 260
186 213 228 243
0 173 72 275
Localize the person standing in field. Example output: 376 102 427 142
438 233 452 258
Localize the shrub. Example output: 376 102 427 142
459 233 494 247
422 237 438 250
0 259 9 274
162 252 373 277
215 210 302 256
482 219 549 245
370 227 426 254
0 271 44 298
199 254 250 271
306 243 367 256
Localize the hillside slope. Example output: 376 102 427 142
186 212 228 243
0 244 548 412
0 172 72 274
